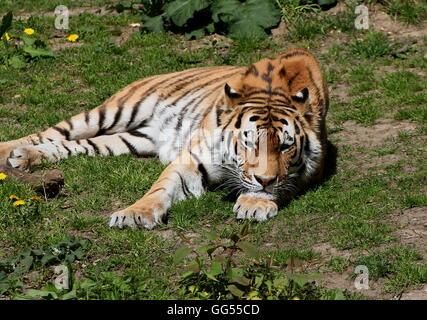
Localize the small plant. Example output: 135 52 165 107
348 30 394 59
0 12 55 69
1 194 44 227
0 236 90 296
141 0 281 39
175 222 348 300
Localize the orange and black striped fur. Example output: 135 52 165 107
0 49 328 229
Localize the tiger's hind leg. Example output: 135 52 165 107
0 78 159 166
6 128 156 171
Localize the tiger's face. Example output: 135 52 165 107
223 56 313 195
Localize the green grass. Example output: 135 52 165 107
1 2 427 300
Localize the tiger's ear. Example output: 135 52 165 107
291 87 309 103
224 83 242 99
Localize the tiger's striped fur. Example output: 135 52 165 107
0 48 328 229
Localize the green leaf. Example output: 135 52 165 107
195 244 217 256
0 12 13 39
287 274 310 287
185 260 200 273
22 34 35 46
254 275 264 288
23 46 55 58
165 0 210 27
142 14 165 33
79 279 96 290
173 245 192 264
273 277 289 289
237 241 259 259
227 284 244 297
205 272 219 282
60 289 77 300
233 276 251 287
317 0 337 6
203 231 219 241
181 271 194 279
212 0 281 39
185 28 206 40
333 289 346 300
73 247 84 260
41 253 58 266
209 261 222 276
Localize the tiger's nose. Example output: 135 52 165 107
254 175 277 187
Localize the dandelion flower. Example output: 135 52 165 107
13 200 26 206
30 196 43 202
24 28 35 35
9 195 19 200
67 34 79 42
0 172 7 180
1 32 11 41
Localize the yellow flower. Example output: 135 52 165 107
0 172 7 180
24 28 35 35
30 196 43 202
1 32 11 41
66 34 79 42
13 200 26 206
9 195 19 200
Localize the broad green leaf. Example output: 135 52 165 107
61 289 77 300
206 272 219 282
22 34 35 46
26 289 57 299
142 14 165 33
195 244 217 256
233 276 251 287
237 241 259 259
165 0 210 27
73 247 84 260
185 28 206 40
317 0 338 6
23 46 55 58
212 0 280 39
273 278 288 289
185 260 200 273
173 245 192 264
41 253 58 266
333 290 346 300
0 12 12 39
254 275 264 288
181 270 195 279
203 231 219 241
209 261 222 276
79 279 96 290
287 274 311 286
228 284 244 297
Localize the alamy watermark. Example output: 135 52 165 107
354 265 370 290
355 5 369 30
54 5 69 30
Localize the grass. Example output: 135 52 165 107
1 1 427 300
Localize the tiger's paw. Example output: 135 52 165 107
0 142 16 166
7 146 43 171
233 195 278 222
109 203 165 230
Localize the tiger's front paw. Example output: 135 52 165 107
233 195 278 222
7 146 43 171
109 202 165 230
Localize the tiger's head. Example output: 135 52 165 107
221 49 326 196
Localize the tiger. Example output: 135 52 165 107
0 48 328 230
